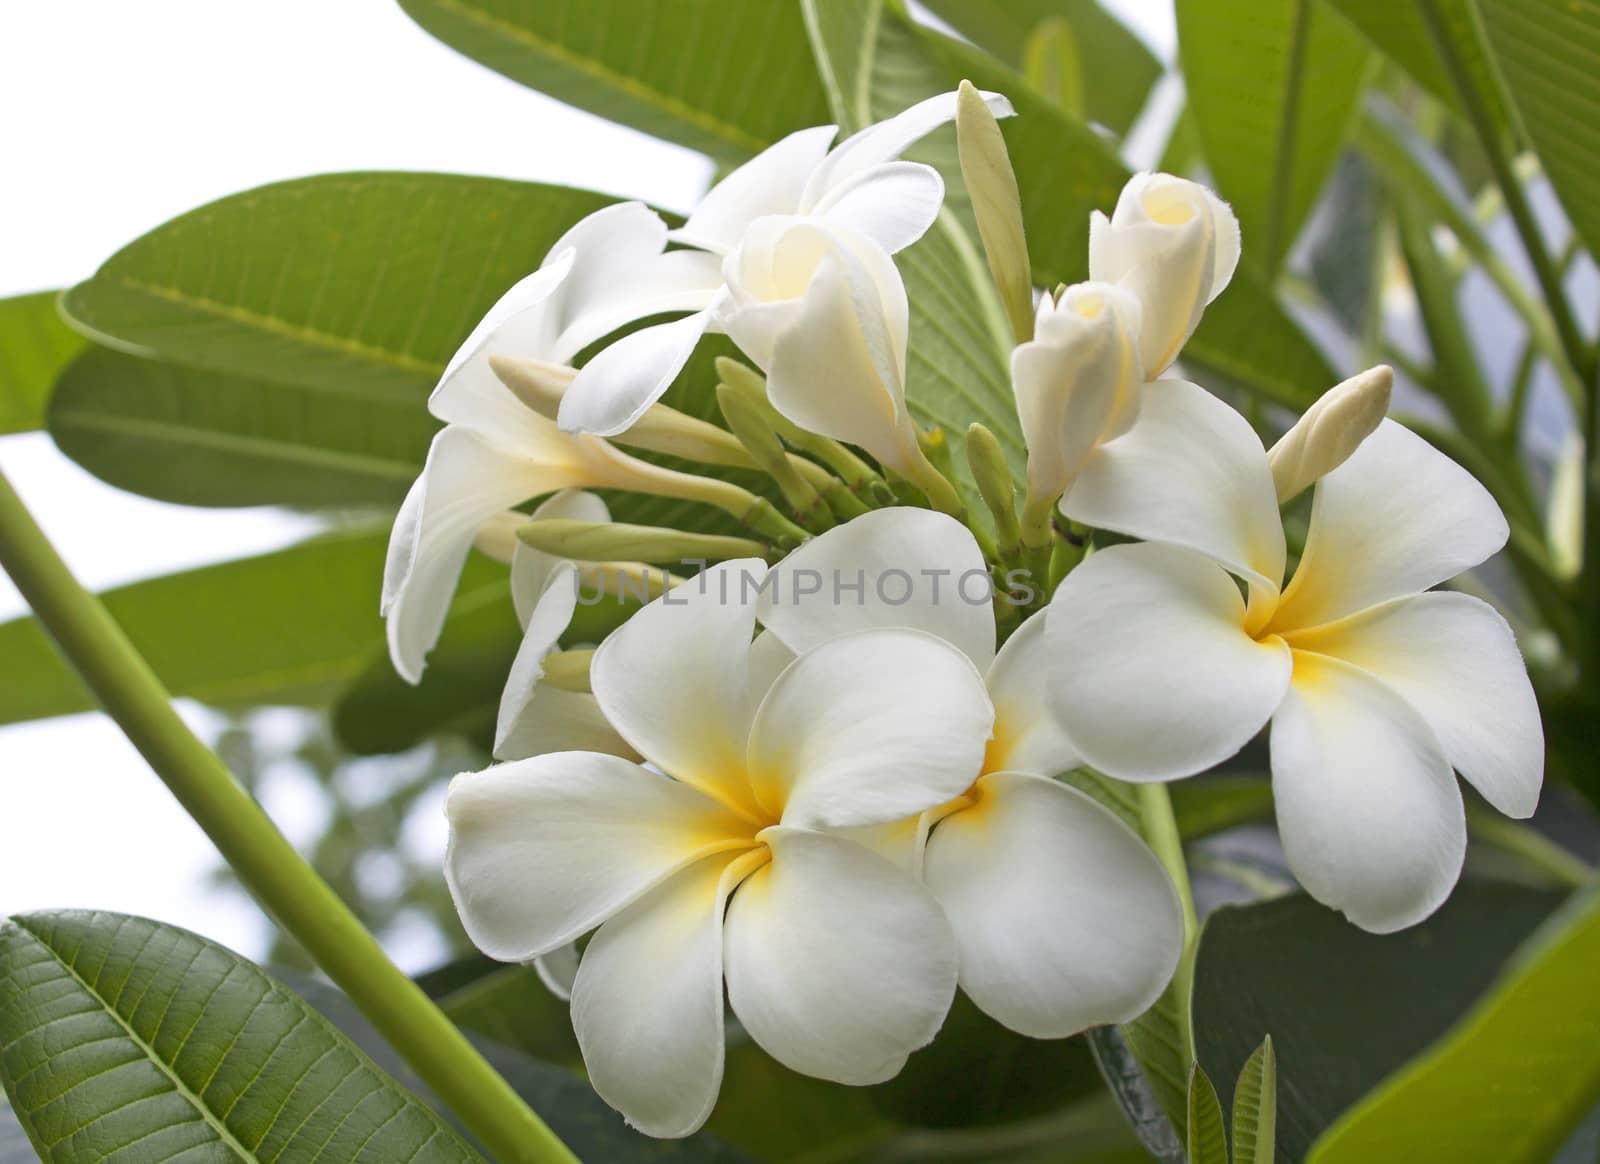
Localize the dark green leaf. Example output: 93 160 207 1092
1231 1037 1276 1164
1170 776 1274 841
0 911 480 1162
1178 0 1372 277
395 0 830 161
0 291 83 436
1187 1064 1229 1164
1308 885 1600 1163
1084 1026 1183 1163
49 345 433 508
0 527 494 725
1326 0 1510 126
1194 883 1564 1160
918 0 1162 134
1477 0 1600 258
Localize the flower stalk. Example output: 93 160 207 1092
0 466 580 1164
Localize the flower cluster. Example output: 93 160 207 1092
383 86 1544 1136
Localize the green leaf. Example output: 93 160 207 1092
1308 885 1600 1163
49 345 433 508
1476 0 1600 259
1177 0 1373 277
62 173 612 404
918 0 1162 135
395 0 829 161
1326 0 1509 126
0 527 485 724
432 960 582 1070
0 911 480 1162
1231 1037 1277 1164
1188 1064 1230 1164
1193 883 1564 1160
1170 777 1274 842
0 292 84 436
1022 19 1085 120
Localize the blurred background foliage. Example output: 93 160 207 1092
3 1 1600 1161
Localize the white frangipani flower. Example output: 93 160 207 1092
1047 380 1544 933
1088 172 1241 377
720 217 925 475
1012 281 1145 504
447 560 996 1136
382 207 763 683
556 89 1013 437
757 508 1183 1037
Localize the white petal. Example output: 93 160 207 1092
533 943 579 1001
571 853 738 1138
495 688 640 763
496 561 579 757
1271 651 1466 933
923 772 1182 1037
1287 593 1544 818
590 559 769 819
544 202 720 364
509 490 612 629
723 827 957 1084
1064 379 1286 592
757 507 996 668
812 161 946 253
557 309 713 437
746 629 993 828
673 125 840 253
383 426 583 683
745 630 797 707
429 252 577 433
444 752 753 961
800 89 1013 210
984 610 1081 777
765 246 916 474
1048 543 1293 781
1273 420 1510 630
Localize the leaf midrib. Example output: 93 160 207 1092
14 919 255 1160
420 0 769 154
1266 0 1313 274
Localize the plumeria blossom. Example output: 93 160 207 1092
557 89 1013 437
1012 281 1145 504
1046 380 1544 933
1089 172 1240 377
382 205 760 683
446 559 997 1136
756 508 1183 1036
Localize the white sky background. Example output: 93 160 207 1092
0 0 1174 970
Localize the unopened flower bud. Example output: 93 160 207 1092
1267 365 1393 503
516 518 767 565
1089 172 1240 376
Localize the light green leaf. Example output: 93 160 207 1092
394 0 829 161
1232 1037 1277 1164
49 345 433 508
0 911 480 1163
1188 1065 1230 1164
1326 0 1509 126
1195 884 1564 1160
0 527 489 724
1023 19 1086 120
62 173 612 406
1177 0 1373 277
0 291 83 436
918 0 1162 135
1477 0 1600 259
1308 885 1600 1163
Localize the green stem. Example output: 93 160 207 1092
1466 804 1594 888
0 468 580 1164
1419 0 1591 384
1136 783 1199 1066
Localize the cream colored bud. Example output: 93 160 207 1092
1088 172 1240 377
517 518 766 565
957 79 1034 344
1012 281 1145 503
1267 365 1394 503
